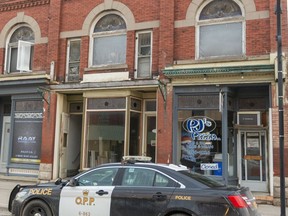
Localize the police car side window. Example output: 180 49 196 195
121 168 179 187
77 168 119 186
154 172 179 187
122 168 154 186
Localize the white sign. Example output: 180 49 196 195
200 163 219 170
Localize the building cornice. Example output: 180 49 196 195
0 0 49 12
163 64 274 77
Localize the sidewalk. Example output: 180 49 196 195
0 204 287 216
259 204 288 216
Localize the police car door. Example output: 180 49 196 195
111 167 177 216
59 167 119 216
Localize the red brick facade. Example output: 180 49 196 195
0 0 287 201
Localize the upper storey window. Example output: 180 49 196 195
91 14 127 67
197 0 244 59
6 26 35 73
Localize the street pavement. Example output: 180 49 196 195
0 204 288 216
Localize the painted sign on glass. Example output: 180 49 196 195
181 116 221 168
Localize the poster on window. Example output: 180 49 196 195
11 120 42 164
246 138 259 148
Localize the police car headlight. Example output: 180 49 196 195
15 191 28 200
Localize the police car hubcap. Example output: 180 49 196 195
34 214 41 216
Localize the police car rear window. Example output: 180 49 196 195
179 170 224 187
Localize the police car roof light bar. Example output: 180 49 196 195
122 156 152 164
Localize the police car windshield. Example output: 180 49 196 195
179 170 225 187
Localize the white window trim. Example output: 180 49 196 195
195 0 246 60
66 38 81 82
134 31 153 79
88 12 127 68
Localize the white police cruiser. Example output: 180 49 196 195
9 156 260 216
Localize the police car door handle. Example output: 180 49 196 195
96 190 109 196
152 192 167 201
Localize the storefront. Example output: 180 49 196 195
172 85 271 191
83 93 157 168
0 75 49 177
51 82 158 179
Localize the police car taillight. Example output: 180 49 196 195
228 195 248 208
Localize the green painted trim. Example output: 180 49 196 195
163 64 274 76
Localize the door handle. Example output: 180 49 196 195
96 190 109 196
152 192 167 201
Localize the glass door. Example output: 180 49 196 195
0 116 10 173
238 130 267 192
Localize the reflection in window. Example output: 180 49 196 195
7 26 34 73
197 0 244 59
92 14 127 66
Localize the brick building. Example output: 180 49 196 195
0 0 287 203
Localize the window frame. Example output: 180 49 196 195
195 0 246 60
66 38 81 82
5 25 35 73
134 30 153 79
89 12 127 68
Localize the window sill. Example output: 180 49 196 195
85 64 128 72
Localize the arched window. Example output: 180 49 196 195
197 0 244 59
6 26 35 73
91 14 127 66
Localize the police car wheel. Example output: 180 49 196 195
22 200 52 216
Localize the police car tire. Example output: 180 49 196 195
22 199 52 216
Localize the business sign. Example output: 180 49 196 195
182 116 220 141
11 119 42 164
200 163 219 170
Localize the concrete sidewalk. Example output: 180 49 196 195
259 204 288 216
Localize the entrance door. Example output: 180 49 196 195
143 115 156 162
59 113 69 178
0 116 10 173
238 130 268 192
66 115 82 176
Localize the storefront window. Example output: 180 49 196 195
178 109 222 176
11 100 43 164
86 111 125 167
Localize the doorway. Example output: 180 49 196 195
0 116 10 173
237 130 268 192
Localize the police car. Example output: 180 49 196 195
9 156 260 216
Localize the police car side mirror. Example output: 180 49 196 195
68 178 78 187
